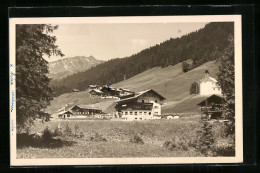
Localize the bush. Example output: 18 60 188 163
163 140 176 151
74 124 79 133
90 133 107 142
163 136 190 151
53 126 62 136
42 126 53 143
182 62 191 72
213 145 235 156
190 82 200 94
130 134 144 145
63 124 72 135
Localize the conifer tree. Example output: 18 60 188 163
217 35 235 133
16 24 64 131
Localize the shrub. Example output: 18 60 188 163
63 124 72 135
74 124 79 134
163 140 176 151
190 82 200 95
182 62 191 72
42 126 53 143
90 133 107 142
53 126 62 136
130 134 144 145
163 136 190 151
213 145 235 156
79 131 84 138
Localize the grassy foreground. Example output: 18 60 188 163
17 116 234 158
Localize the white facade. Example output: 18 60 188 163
121 102 161 121
199 75 222 96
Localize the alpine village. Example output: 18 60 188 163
17 22 235 158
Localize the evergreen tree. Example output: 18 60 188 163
16 24 64 131
217 35 235 133
190 82 200 94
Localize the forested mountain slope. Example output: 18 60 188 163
50 22 233 96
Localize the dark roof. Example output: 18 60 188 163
197 94 224 106
117 89 166 103
89 89 103 94
71 105 101 110
58 111 73 115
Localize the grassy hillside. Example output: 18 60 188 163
46 60 219 115
112 60 219 101
45 91 116 114
162 95 208 114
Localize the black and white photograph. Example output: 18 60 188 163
9 16 243 165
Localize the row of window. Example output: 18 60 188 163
142 94 157 98
141 99 158 103
73 112 100 114
58 114 70 118
124 111 152 115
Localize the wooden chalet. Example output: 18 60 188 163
100 86 120 97
88 85 101 90
115 89 166 120
118 88 135 99
73 89 80 92
197 94 224 119
89 89 104 97
119 92 135 99
57 111 73 119
71 105 102 115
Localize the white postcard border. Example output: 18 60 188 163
9 15 243 166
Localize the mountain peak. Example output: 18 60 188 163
48 55 103 80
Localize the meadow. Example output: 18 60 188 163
17 116 234 159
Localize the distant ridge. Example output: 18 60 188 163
48 56 103 80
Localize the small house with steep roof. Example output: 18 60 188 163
197 94 224 119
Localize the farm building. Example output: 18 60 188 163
118 88 135 99
57 111 73 119
100 86 120 98
199 70 222 96
115 89 166 121
88 85 102 90
71 105 102 115
73 89 80 92
89 89 104 97
197 94 224 119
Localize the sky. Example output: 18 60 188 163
45 22 208 62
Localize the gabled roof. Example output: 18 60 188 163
197 94 224 106
71 101 116 113
58 111 73 115
117 89 166 103
199 76 218 83
89 89 103 94
71 105 101 110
